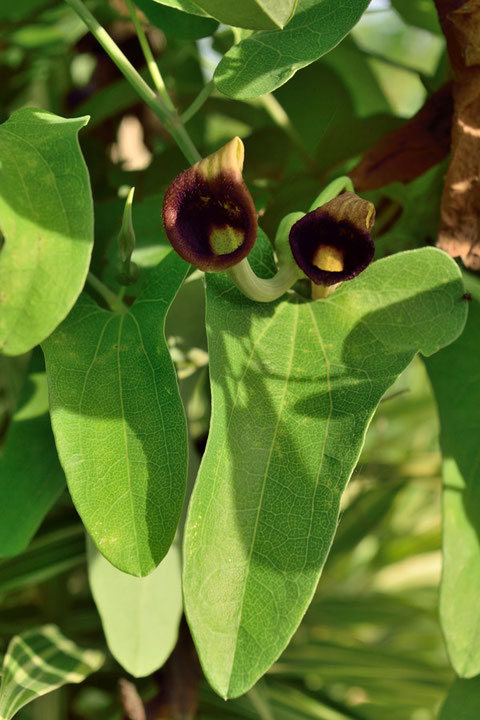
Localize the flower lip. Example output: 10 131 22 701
162 138 257 272
289 192 375 287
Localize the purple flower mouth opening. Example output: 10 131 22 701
289 193 375 287
162 138 257 272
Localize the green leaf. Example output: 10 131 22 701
87 537 182 677
0 108 93 356
214 0 370 99
0 0 50 20
425 276 480 678
0 360 65 557
42 251 189 577
0 355 29 434
183 235 467 698
133 0 219 39
140 0 210 17
391 0 442 35
189 0 298 31
440 676 480 720
0 625 104 720
0 525 84 595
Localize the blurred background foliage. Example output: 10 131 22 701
0 0 463 717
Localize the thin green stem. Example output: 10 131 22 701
118 186 136 263
311 280 338 300
64 0 201 165
181 79 214 124
87 272 127 313
116 186 139 285
123 0 175 111
227 258 302 303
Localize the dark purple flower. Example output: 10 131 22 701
162 138 257 272
289 192 376 287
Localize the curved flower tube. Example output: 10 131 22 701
162 137 257 272
289 191 376 291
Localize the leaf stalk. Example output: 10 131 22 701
227 258 302 302
123 0 175 111
64 0 201 165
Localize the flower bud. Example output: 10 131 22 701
162 137 257 272
118 187 136 264
289 192 375 287
116 187 139 286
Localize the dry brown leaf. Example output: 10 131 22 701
349 85 453 192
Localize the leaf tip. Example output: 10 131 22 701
79 114 91 129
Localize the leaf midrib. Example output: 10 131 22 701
74 302 178 575
197 301 289 551
226 302 299 695
117 314 142 574
302 304 333 570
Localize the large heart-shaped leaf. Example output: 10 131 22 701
426 275 480 678
0 625 104 720
189 0 298 30
88 538 183 677
183 235 467 698
43 251 189 577
214 0 370 99
0 108 93 356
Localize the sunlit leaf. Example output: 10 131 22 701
0 108 93 356
214 0 370 99
87 537 182 677
43 251 189 577
183 234 467 698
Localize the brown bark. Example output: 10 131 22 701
349 84 453 192
434 0 480 269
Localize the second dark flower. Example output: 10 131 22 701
289 192 376 288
